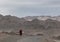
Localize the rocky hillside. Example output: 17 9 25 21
0 15 26 31
22 19 60 30
0 15 60 32
23 16 60 21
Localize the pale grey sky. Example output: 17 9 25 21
0 0 60 17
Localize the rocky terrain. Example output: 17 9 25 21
23 16 60 21
0 15 60 42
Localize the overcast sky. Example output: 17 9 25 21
0 0 60 17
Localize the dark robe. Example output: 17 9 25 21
19 30 22 36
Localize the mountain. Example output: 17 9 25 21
0 15 26 31
22 16 60 30
23 16 60 21
0 15 60 32
22 18 60 30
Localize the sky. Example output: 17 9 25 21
0 0 60 17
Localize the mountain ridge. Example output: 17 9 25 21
0 15 60 32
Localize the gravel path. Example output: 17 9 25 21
17 36 45 42
0 35 21 42
0 34 44 42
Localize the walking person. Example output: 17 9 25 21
19 29 23 36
